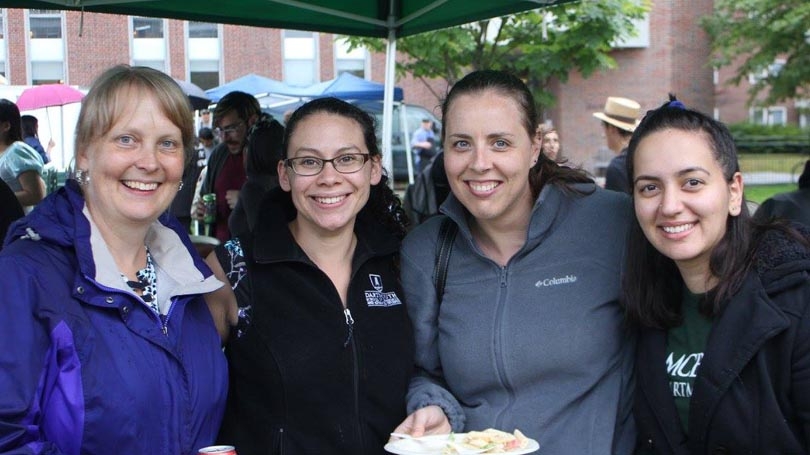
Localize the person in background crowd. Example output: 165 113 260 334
623 95 810 454
0 99 46 210
204 97 413 454
593 96 640 193
754 159 810 227
0 65 227 455
197 108 213 131
21 114 54 165
194 91 260 242
412 117 436 173
198 126 216 163
393 70 636 454
227 114 285 237
536 123 562 162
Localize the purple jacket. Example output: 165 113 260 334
0 181 228 455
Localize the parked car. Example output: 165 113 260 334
263 100 441 182
353 100 441 182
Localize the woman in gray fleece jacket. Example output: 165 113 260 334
393 70 637 454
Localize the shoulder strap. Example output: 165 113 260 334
432 217 458 306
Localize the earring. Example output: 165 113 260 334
178 181 184 192
74 169 90 186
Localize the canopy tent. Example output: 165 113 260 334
8 0 567 178
205 73 297 104
278 73 404 102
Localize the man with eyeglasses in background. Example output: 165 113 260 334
194 91 260 242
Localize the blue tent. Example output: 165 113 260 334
205 73 293 102
280 73 403 101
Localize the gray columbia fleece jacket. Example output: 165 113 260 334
401 182 637 455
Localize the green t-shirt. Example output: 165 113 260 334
665 288 713 434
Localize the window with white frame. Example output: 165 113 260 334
750 106 787 126
748 58 785 85
28 9 64 84
284 30 317 87
187 21 220 90
334 38 366 78
131 16 166 71
613 13 650 48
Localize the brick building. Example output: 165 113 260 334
0 3 803 175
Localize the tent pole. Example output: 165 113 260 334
401 103 415 184
382 15 397 189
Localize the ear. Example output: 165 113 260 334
369 154 382 186
728 171 744 216
278 159 292 192
530 133 541 165
75 143 91 171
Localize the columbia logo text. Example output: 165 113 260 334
535 275 577 287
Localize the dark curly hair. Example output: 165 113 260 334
282 97 408 239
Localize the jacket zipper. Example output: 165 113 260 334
160 297 178 336
493 265 516 429
343 308 354 347
345 308 365 454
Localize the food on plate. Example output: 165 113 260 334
459 429 530 453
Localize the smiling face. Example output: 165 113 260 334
76 86 185 233
442 90 540 227
632 128 743 281
278 112 381 236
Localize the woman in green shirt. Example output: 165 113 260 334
623 95 810 454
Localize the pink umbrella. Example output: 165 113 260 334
16 84 85 111
16 84 85 166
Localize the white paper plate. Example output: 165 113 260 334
384 433 539 455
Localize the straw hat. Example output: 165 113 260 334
593 96 641 132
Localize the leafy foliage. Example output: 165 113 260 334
728 122 810 154
343 0 648 114
702 0 810 104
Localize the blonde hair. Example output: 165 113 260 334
75 65 195 165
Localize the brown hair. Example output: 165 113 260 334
75 65 195 165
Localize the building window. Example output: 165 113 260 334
131 16 166 71
284 30 317 87
748 58 785 85
28 9 64 84
751 106 787 126
334 38 366 78
613 13 650 48
187 21 220 90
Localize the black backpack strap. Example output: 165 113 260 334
432 217 458 306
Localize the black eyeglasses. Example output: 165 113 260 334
284 153 371 176
216 121 244 137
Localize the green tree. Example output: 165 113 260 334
702 0 810 105
343 0 648 113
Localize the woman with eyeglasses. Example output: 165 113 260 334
204 97 414 455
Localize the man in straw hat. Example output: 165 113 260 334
593 96 641 193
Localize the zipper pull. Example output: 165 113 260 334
160 314 168 336
342 308 354 348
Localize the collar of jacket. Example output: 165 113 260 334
250 186 400 267
6 179 221 301
439 181 598 251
